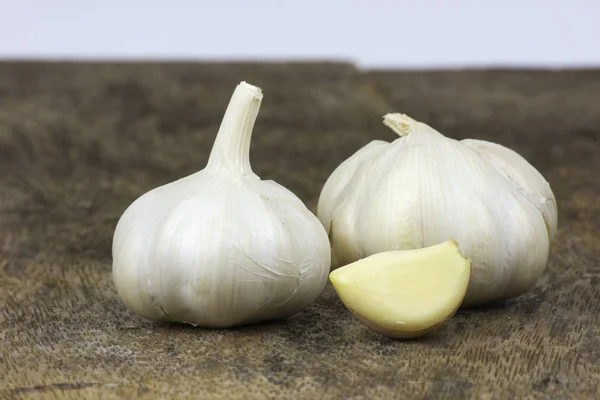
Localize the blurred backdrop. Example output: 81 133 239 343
1 0 599 69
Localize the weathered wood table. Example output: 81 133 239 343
1 63 598 399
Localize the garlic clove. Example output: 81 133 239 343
461 138 558 241
329 240 471 339
317 140 388 237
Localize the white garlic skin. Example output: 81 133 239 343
317 114 557 306
112 82 331 327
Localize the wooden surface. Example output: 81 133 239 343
0 62 599 399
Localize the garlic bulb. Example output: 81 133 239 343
318 113 557 306
112 82 331 328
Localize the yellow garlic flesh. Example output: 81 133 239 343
329 240 471 339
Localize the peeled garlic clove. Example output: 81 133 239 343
112 82 331 328
330 240 471 339
318 113 556 306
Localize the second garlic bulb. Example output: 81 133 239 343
318 113 557 306
112 82 331 328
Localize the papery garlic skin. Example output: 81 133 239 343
317 114 557 306
113 82 331 328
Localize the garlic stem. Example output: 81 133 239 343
383 113 440 137
207 81 263 174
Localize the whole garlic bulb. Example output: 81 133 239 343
318 113 557 306
112 82 331 327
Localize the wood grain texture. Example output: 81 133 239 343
0 62 598 399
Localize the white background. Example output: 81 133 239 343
1 0 599 68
